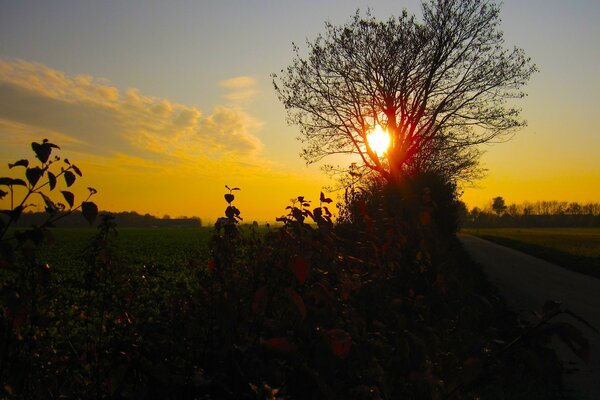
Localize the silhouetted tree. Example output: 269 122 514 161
492 196 507 216
273 0 536 184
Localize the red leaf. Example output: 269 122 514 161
261 337 297 355
207 259 216 272
252 286 268 315
419 209 432 226
291 255 310 284
324 329 352 359
286 288 307 320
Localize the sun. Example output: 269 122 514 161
366 124 390 157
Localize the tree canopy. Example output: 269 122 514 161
273 0 537 184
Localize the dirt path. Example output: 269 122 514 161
460 234 600 400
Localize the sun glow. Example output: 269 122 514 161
366 124 390 157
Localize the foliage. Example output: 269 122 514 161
0 139 98 396
0 141 577 399
463 200 600 228
491 196 507 216
273 0 536 183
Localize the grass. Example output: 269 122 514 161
462 227 600 279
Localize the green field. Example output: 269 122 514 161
39 227 213 269
462 227 600 278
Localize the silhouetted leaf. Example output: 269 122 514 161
8 159 29 169
323 329 352 358
0 178 27 187
47 172 57 190
88 187 98 195
81 201 98 224
320 191 333 203
40 193 59 215
25 167 43 187
261 337 297 355
64 170 76 187
32 141 53 163
224 194 235 203
0 189 7 200
64 158 70 165
252 286 268 315
291 255 310 284
286 288 307 320
72 164 82 177
61 191 75 208
207 259 216 272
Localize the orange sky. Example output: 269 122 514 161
1 1 599 222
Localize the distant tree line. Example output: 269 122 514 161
11 211 202 228
461 198 600 228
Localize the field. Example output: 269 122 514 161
39 227 213 269
462 227 600 278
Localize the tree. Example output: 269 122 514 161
491 196 507 216
273 0 536 184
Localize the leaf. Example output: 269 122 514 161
61 191 75 208
72 164 82 177
286 288 307 320
88 187 98 195
224 193 235 203
252 286 268 315
207 259 216 272
8 159 28 169
47 172 57 190
291 255 310 284
261 337 297 355
40 193 57 214
419 209 432 226
81 201 98 224
64 158 70 165
0 178 26 187
0 189 7 200
320 192 333 203
31 141 52 163
324 329 352 358
64 170 76 187
25 167 43 187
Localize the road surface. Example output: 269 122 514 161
460 234 600 400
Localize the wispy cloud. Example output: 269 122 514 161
219 76 258 103
0 59 264 162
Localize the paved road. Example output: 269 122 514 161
460 234 600 400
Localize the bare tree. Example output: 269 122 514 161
273 0 537 184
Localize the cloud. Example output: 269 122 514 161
0 58 264 163
219 76 258 103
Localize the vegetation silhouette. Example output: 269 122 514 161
273 0 536 185
463 199 600 228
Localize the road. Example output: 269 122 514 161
460 234 600 400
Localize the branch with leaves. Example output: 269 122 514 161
0 139 98 242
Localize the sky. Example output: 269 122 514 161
1 0 599 222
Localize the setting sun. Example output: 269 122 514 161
367 124 390 157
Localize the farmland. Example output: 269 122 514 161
462 228 600 278
39 227 213 269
